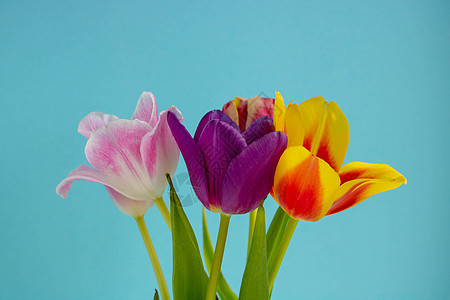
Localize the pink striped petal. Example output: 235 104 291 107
140 106 183 197
245 96 275 129
78 112 119 139
85 119 156 200
132 92 159 127
105 186 153 218
56 165 111 198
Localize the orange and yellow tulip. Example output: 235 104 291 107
272 92 406 222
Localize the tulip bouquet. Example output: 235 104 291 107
57 91 406 299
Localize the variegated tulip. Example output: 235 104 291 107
56 92 182 219
272 92 406 222
222 96 275 131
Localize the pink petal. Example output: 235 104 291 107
78 112 119 138
56 165 111 198
85 119 156 200
131 92 159 127
105 186 153 218
141 106 183 197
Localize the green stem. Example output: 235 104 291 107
205 214 231 300
248 209 257 254
154 197 171 231
135 216 171 300
268 217 299 292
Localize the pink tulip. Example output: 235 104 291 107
56 92 183 218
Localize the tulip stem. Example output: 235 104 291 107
248 209 257 255
135 216 170 300
154 197 171 231
205 213 231 300
268 217 299 292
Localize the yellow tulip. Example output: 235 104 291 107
272 92 406 221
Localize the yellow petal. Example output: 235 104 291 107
298 98 349 172
326 162 406 215
273 146 340 222
284 103 304 147
297 96 326 151
273 91 286 132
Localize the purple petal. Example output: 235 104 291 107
194 110 240 142
220 131 287 214
197 120 247 210
131 92 159 127
167 111 210 208
242 116 275 144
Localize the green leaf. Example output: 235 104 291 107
267 206 289 272
239 203 269 300
167 174 208 300
202 208 238 300
153 289 159 300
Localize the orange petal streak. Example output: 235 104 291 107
273 146 340 221
296 98 349 172
326 162 406 215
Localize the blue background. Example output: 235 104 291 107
1 0 448 299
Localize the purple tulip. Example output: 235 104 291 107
167 110 287 215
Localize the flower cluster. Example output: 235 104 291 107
57 91 406 300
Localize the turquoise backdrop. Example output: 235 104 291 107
1 0 448 299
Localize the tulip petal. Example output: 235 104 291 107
298 98 349 172
167 111 210 208
78 112 120 139
197 120 247 210
273 91 286 132
273 146 340 221
298 97 326 151
105 186 153 218
141 106 182 197
85 119 156 200
246 96 275 129
222 98 241 127
327 162 406 215
242 116 275 144
236 98 249 131
194 110 240 142
284 103 304 148
221 131 287 214
131 92 159 127
56 165 111 198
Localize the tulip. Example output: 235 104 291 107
56 92 180 300
272 92 406 222
222 95 277 250
167 109 286 215
268 92 406 291
167 109 287 300
56 92 182 223
222 96 275 131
